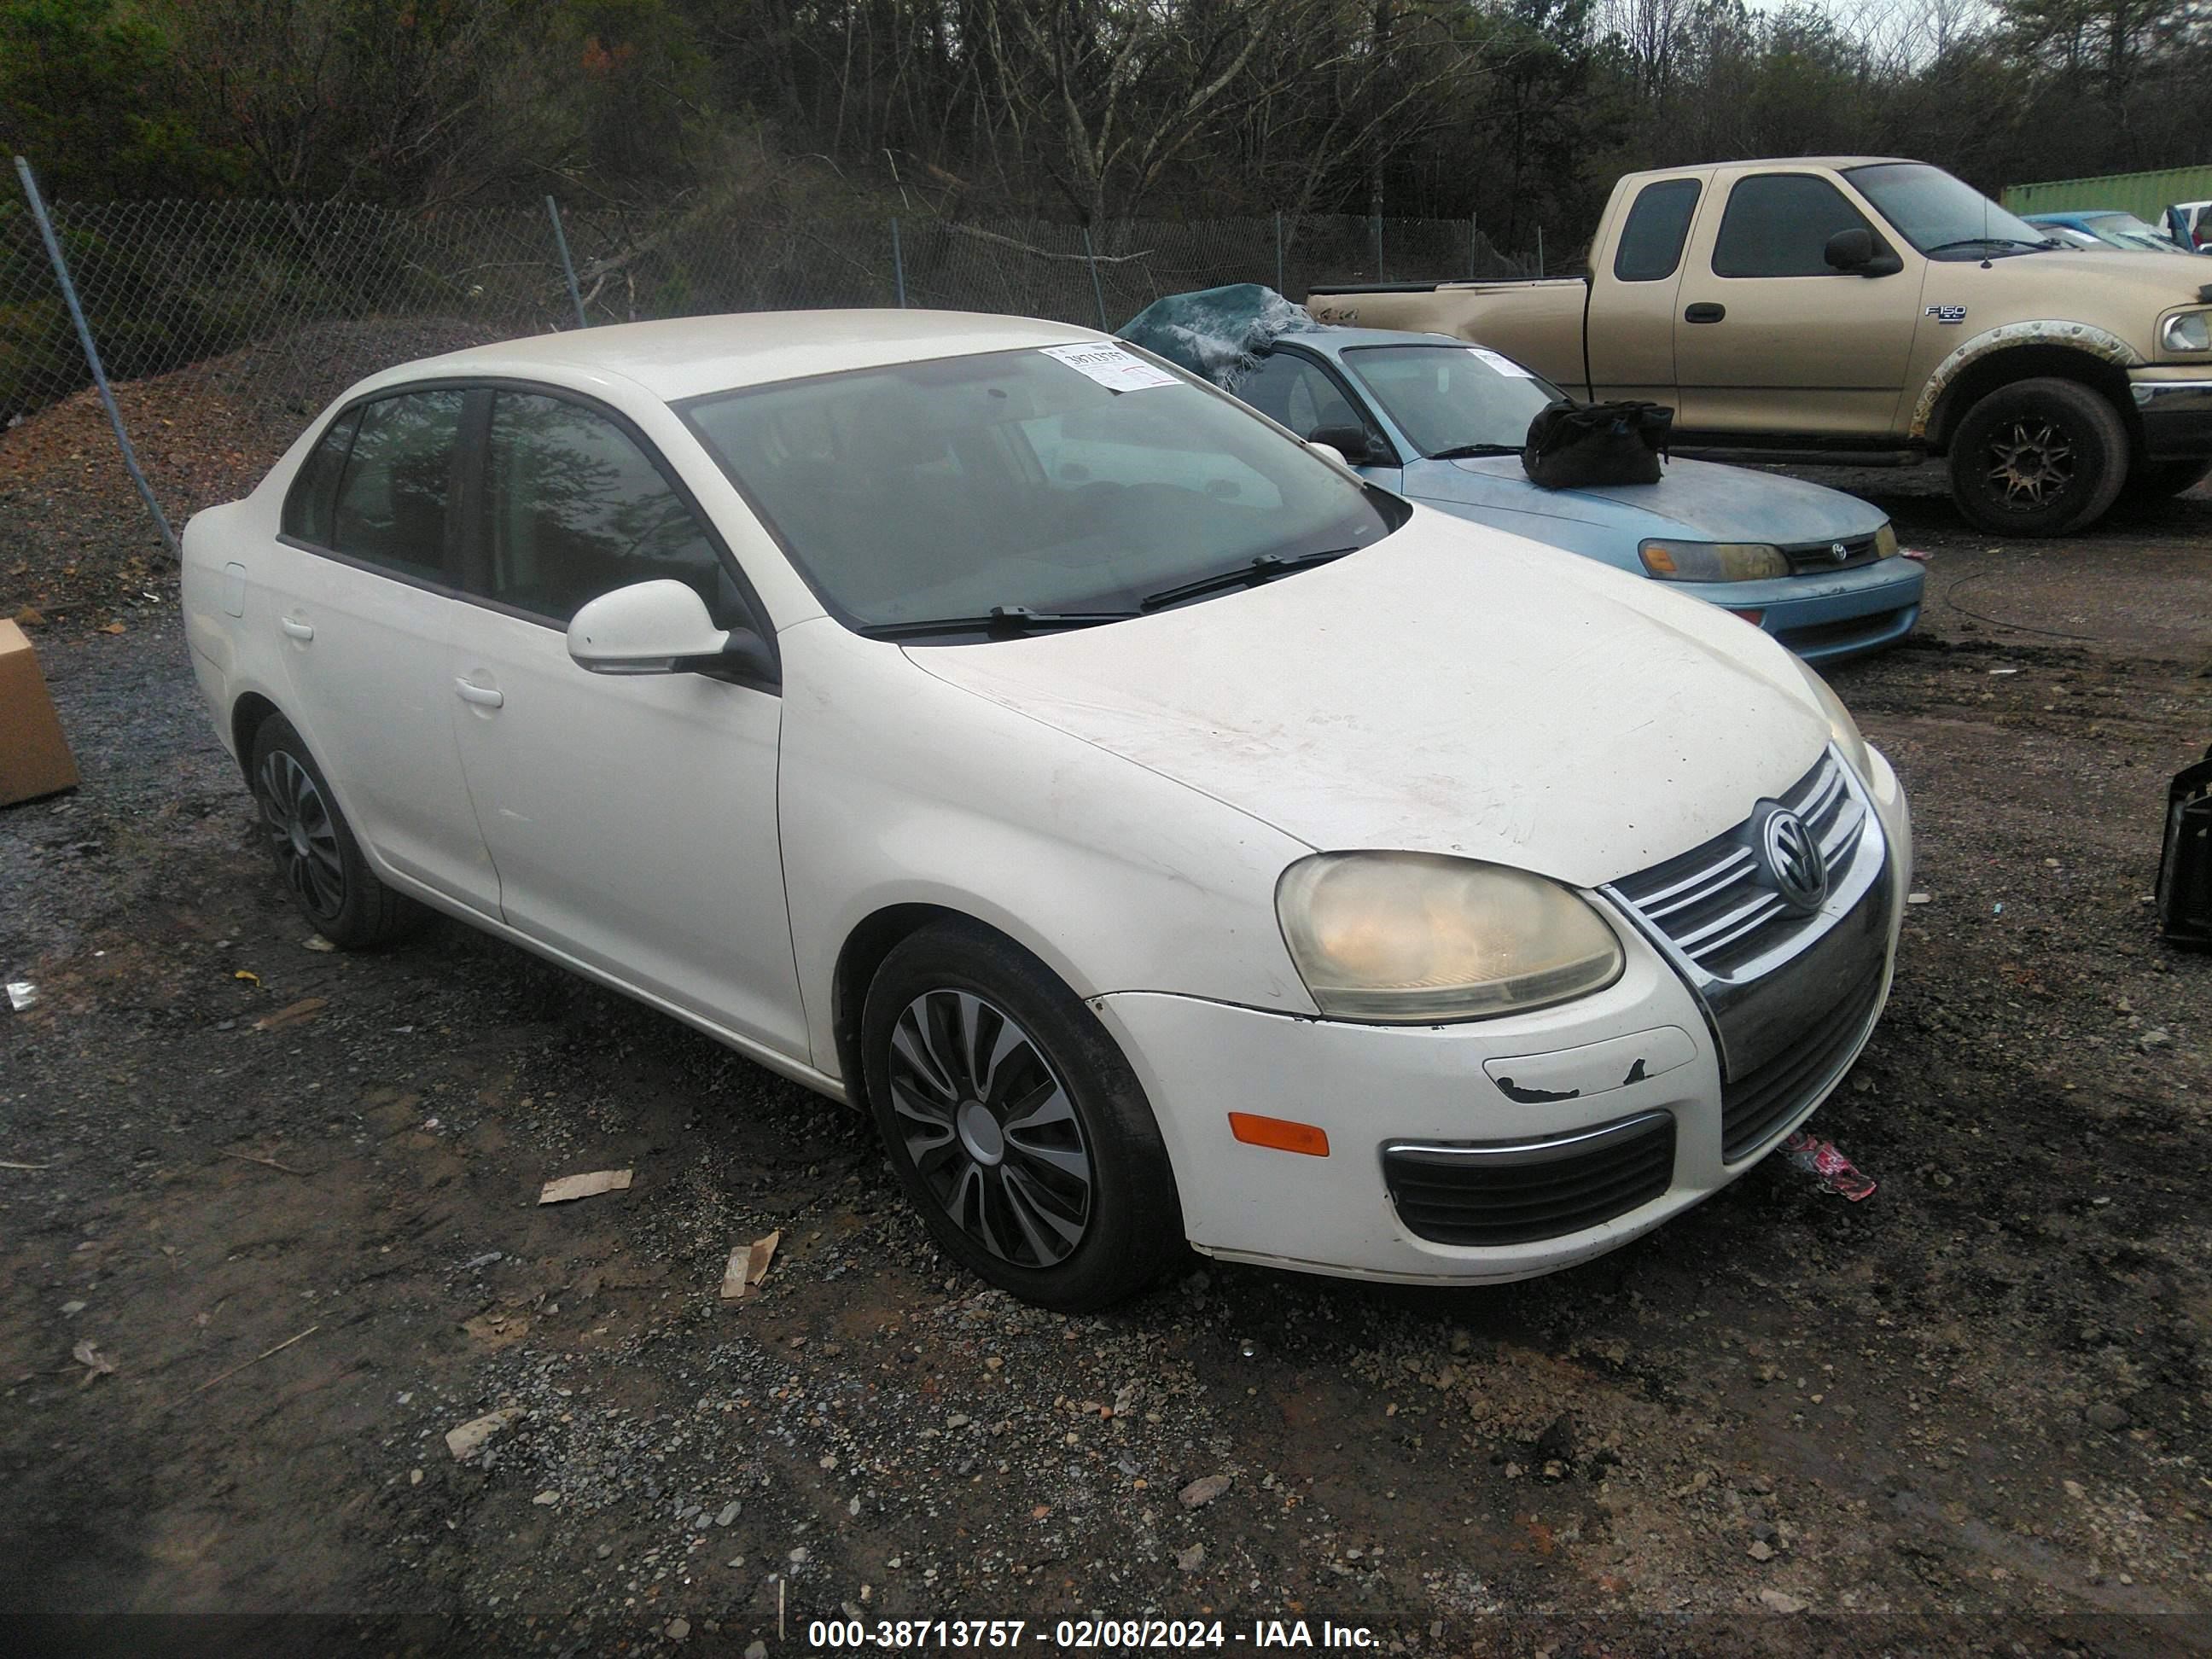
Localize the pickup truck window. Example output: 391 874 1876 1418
1614 179 1702 282
1713 174 1874 278
1843 162 2053 260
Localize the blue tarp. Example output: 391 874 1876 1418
1118 283 1325 391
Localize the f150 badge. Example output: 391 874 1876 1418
1925 304 1968 324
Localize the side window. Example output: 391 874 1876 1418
1613 179 1702 282
282 408 359 545
329 390 465 583
1713 174 1875 278
480 392 739 626
1237 352 1364 439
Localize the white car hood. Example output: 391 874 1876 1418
906 509 1831 888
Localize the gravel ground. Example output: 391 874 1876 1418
1 362 2209 1656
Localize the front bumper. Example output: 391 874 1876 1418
2129 374 2212 460
1095 747 1911 1285
1679 559 1925 664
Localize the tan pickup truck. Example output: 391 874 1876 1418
1310 158 2212 535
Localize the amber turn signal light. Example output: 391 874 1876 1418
1228 1112 1330 1156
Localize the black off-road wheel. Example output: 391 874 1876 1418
860 921 1185 1312
2124 457 2212 502
1947 377 2130 536
247 713 428 949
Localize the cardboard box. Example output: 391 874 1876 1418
0 619 79 806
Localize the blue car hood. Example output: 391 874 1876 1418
1404 453 1886 544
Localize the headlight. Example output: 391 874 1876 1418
1275 853 1624 1022
2162 311 2211 352
1792 658 1871 779
1874 522 1900 559
1639 539 1789 581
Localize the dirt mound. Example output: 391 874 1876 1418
0 318 504 627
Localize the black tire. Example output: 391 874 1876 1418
2125 456 2212 501
1947 377 2131 536
860 921 1185 1311
246 713 427 949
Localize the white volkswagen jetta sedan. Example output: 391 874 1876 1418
181 311 1909 1311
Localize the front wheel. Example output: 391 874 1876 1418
1947 377 2130 536
860 921 1185 1311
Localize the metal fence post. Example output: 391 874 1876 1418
1371 212 1384 282
890 216 907 308
1080 226 1109 331
13 156 178 560
545 195 588 329
1274 212 1284 295
1537 225 1545 278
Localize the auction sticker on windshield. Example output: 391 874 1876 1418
1467 346 1534 377
1041 341 1179 393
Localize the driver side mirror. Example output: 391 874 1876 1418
1824 227 1902 277
568 579 775 682
1307 424 1377 465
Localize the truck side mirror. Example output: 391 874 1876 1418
1825 228 1901 277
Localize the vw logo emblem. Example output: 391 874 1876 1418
1755 804 1828 911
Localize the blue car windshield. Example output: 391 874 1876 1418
1340 345 1561 457
681 346 1397 631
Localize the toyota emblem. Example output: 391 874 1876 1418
1829 541 1849 562
1755 805 1828 911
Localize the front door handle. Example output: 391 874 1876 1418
280 616 314 641
1684 302 1726 323
454 678 504 709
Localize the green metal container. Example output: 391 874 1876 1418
2003 165 2212 225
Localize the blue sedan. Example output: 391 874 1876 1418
1161 322 1924 663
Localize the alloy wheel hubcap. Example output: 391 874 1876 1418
1984 418 2075 509
257 750 345 921
888 990 1092 1268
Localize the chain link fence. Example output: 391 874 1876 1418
3 192 1538 422
0 187 1538 562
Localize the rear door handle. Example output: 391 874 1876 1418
454 678 504 709
280 616 314 641
1684 302 1726 323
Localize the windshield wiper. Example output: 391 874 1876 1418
856 604 1138 639
1925 236 2052 255
1427 442 1522 460
1139 548 1358 611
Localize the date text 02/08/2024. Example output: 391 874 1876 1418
805 1617 1380 1650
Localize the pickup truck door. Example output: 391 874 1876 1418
1585 175 1707 404
1671 171 1927 441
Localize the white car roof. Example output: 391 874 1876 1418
353 310 1106 405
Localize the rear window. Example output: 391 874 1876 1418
1613 179 1702 282
329 390 465 584
1712 175 1873 277
281 409 359 546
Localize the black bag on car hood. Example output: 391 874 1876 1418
1522 399 1673 488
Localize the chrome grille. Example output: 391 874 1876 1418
1608 750 1866 979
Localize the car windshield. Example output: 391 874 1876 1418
1338 344 1561 458
1843 162 2056 259
2082 213 2180 250
681 346 1397 635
